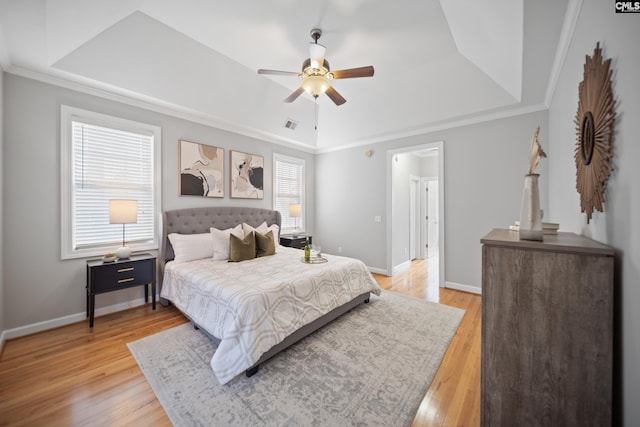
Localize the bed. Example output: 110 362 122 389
159 206 381 384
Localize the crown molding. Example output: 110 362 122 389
5 65 317 154
316 103 549 154
545 0 584 107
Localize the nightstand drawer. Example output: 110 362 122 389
280 235 312 249
89 258 155 293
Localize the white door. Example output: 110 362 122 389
427 179 439 258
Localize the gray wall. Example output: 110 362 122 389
2 73 315 331
314 146 387 269
0 68 4 340
547 0 640 424
421 155 438 177
316 110 549 290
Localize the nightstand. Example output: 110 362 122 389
86 253 156 328
280 235 312 249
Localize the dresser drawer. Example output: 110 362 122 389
88 257 155 293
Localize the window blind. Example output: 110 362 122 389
273 154 305 232
71 122 155 249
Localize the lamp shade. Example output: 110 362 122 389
109 200 138 224
289 203 302 218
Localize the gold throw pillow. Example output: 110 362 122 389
256 230 276 257
229 231 256 262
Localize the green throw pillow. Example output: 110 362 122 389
229 231 256 262
256 230 276 257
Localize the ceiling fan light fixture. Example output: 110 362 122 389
302 75 330 97
258 27 373 107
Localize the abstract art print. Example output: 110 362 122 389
179 140 224 198
230 150 264 199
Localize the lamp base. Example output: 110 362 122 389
115 246 132 259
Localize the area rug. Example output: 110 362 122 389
128 290 465 426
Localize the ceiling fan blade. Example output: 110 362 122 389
325 86 347 106
309 43 326 69
258 69 301 77
331 66 375 79
284 87 305 103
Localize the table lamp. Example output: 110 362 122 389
289 203 302 237
109 199 138 259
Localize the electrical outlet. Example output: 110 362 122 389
338 246 342 253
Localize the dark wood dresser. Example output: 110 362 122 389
480 229 614 427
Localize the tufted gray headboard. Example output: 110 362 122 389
159 206 281 300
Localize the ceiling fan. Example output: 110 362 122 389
257 28 374 106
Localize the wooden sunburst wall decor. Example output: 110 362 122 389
575 42 615 223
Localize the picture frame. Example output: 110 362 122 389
230 150 264 199
179 140 224 198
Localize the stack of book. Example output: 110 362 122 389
509 221 559 235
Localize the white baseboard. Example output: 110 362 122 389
445 281 482 294
393 260 411 275
367 266 388 275
1 296 155 341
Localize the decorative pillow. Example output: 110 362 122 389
268 224 280 247
211 224 244 260
168 232 213 263
229 231 256 262
243 222 280 247
242 221 267 235
255 230 276 257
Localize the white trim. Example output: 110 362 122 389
273 153 306 235
1 297 155 341
7 65 317 154
318 103 548 154
544 0 584 107
393 260 412 275
60 105 162 260
0 330 6 354
367 266 388 275
445 281 482 295
7 65 552 156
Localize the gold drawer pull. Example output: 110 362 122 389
118 267 134 273
117 278 135 284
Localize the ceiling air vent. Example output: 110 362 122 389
284 119 298 130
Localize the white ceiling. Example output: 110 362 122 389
0 0 569 152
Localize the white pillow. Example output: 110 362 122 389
268 224 280 247
243 222 280 247
168 232 213 263
211 224 244 260
242 221 267 235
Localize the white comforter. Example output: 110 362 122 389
160 246 381 384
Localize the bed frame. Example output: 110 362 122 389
159 206 370 377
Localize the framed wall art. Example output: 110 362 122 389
230 150 264 199
179 140 224 198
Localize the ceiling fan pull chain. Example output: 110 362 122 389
315 99 319 131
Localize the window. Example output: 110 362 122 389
61 106 161 259
273 153 305 234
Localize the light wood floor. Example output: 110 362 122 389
0 259 481 426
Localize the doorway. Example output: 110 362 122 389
386 141 445 288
